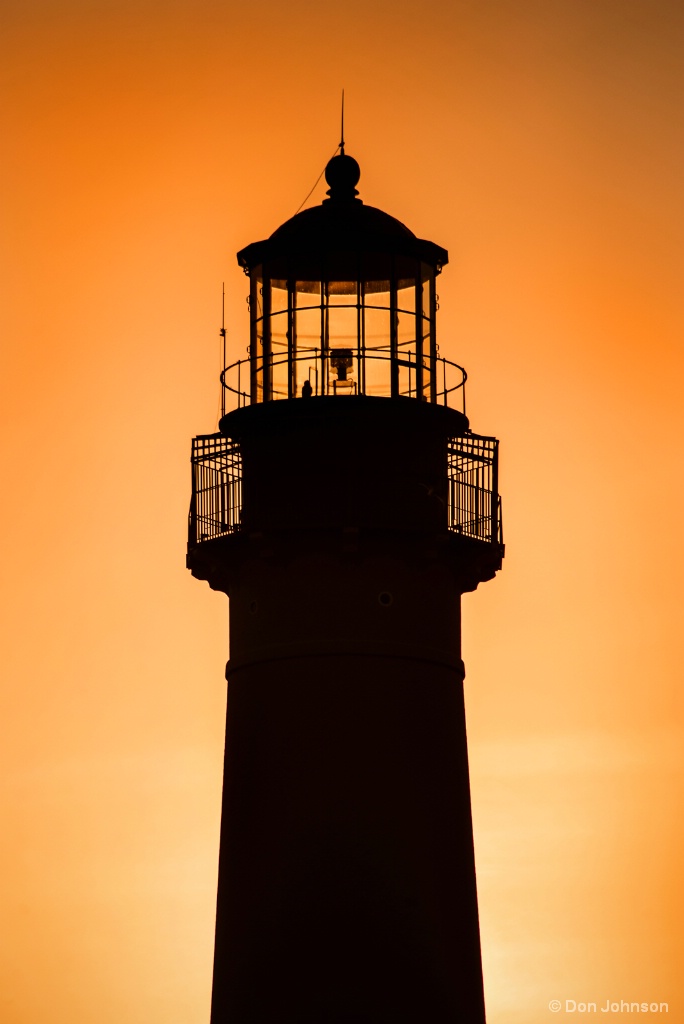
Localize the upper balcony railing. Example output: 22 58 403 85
189 434 242 545
447 435 503 547
188 430 502 550
220 349 467 416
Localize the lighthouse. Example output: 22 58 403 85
187 144 503 1023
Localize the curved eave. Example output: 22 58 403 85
238 238 448 271
237 203 449 273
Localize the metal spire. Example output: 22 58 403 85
340 89 345 155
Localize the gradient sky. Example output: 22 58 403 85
1 2 683 1022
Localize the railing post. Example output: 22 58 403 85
189 445 197 548
189 435 243 546
491 439 499 546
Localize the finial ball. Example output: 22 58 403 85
325 152 361 198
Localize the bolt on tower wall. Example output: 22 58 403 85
187 149 504 1024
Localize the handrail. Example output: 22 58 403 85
220 350 467 414
189 429 502 550
447 434 502 547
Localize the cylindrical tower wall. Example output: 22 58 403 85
220 396 467 535
212 654 485 1024
196 398 489 1023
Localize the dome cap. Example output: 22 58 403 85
237 149 448 280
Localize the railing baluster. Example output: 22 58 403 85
190 434 244 546
191 430 499 552
446 435 501 548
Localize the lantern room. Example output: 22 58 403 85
222 150 467 413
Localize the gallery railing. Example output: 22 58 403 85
188 434 242 545
447 435 502 546
219 350 467 416
189 432 502 550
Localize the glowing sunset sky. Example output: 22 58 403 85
1 2 682 1022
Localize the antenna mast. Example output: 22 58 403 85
220 282 226 419
340 89 345 154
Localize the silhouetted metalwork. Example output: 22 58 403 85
448 435 502 546
218 153 456 419
189 434 241 544
187 142 504 1024
188 430 502 550
221 349 467 412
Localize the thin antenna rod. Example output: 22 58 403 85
292 91 346 216
220 282 226 420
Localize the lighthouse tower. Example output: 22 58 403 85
187 146 503 1024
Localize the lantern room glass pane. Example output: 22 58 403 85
254 321 265 402
397 365 414 397
326 306 358 349
396 281 415 314
270 310 289 352
292 286 318 396
364 302 391 396
295 281 322 357
364 280 391 305
395 276 418 397
245 262 440 404
327 280 357 297
364 301 390 351
421 265 435 401
397 311 416 348
250 266 265 403
295 279 321 297
397 278 418 357
270 320 289 398
269 280 289 398
295 305 322 351
271 280 289 314
297 359 319 397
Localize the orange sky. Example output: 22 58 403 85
1 2 683 1022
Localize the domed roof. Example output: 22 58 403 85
237 151 448 279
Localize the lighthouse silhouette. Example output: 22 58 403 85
187 142 504 1024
